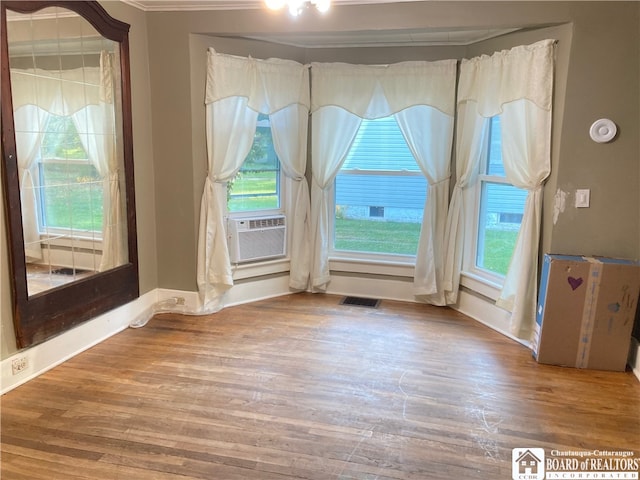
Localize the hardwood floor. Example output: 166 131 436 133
2 293 639 479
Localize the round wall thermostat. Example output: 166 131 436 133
589 118 617 143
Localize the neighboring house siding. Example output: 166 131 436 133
485 183 527 216
336 114 525 223
342 117 417 171
337 117 426 222
336 174 426 209
485 117 527 220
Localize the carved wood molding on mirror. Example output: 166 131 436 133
1 1 139 348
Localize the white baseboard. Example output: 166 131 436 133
225 274 294 307
1 289 158 394
325 272 416 303
146 275 294 320
453 288 530 347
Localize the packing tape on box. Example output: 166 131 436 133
575 258 603 368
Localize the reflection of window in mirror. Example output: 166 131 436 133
7 7 127 295
39 115 103 236
26 114 103 295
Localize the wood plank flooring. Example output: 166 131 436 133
2 293 639 479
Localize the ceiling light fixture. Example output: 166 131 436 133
265 0 331 17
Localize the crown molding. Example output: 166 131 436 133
119 0 425 12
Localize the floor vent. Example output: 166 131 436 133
51 268 90 276
340 296 381 308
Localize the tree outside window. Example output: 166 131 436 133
227 113 281 213
39 114 103 234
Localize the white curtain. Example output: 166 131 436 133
270 104 311 290
13 105 49 261
442 103 489 304
443 39 555 338
310 106 362 289
10 65 102 262
72 51 125 271
495 99 552 338
395 106 454 305
198 49 310 310
309 60 456 294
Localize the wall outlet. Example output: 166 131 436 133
11 356 29 375
175 297 186 306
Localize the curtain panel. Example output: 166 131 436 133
198 49 311 311
310 61 456 118
10 57 120 266
12 105 48 261
443 39 555 339
309 60 456 298
73 51 124 271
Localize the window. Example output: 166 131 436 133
369 206 384 218
38 114 103 234
333 116 427 257
472 116 526 280
227 114 281 213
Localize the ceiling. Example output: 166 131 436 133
120 0 520 47
242 28 519 48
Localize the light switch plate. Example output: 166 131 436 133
575 189 590 208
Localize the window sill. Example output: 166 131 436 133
329 255 415 278
460 271 502 301
231 257 290 281
38 233 103 250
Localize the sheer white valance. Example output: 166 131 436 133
310 60 457 118
205 48 310 112
10 66 102 115
457 39 555 117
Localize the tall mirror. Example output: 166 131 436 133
1 1 138 348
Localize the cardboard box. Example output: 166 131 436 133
533 254 640 371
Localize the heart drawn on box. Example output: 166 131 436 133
567 276 583 291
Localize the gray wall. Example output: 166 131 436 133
2 1 638 358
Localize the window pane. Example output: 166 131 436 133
228 114 280 212
39 115 103 233
40 162 103 232
476 181 526 276
334 117 425 256
343 117 420 172
42 115 86 160
486 116 504 176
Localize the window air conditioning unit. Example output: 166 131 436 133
227 215 286 263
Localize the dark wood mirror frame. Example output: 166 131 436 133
1 1 139 348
